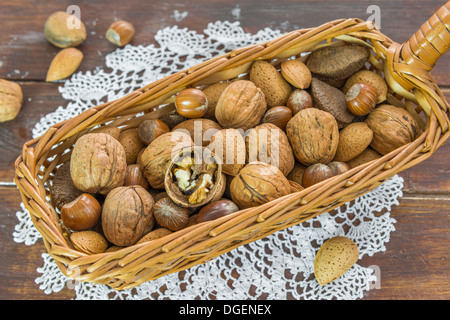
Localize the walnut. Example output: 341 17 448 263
365 104 420 155
246 123 295 177
208 128 246 176
286 108 339 166
215 80 267 131
230 161 291 209
70 133 127 195
172 118 222 147
101 186 155 247
164 146 225 208
140 131 193 189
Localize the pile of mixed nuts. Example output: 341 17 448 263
54 41 420 261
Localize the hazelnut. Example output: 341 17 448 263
175 88 208 119
327 161 350 175
261 106 293 131
153 197 189 231
343 70 388 104
0 79 23 122
123 164 149 189
302 163 335 188
138 119 170 145
70 133 127 195
106 20 135 47
286 89 313 115
102 186 155 247
345 83 378 116
61 193 102 231
196 199 239 223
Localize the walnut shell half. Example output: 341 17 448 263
230 161 291 209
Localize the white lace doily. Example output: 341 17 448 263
13 20 401 300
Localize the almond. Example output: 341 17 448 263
346 147 382 169
250 60 292 108
333 122 373 162
46 48 83 82
280 59 312 89
70 230 108 255
314 236 359 286
136 228 173 244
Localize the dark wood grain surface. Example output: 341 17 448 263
1 0 449 300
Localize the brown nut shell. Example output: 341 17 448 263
196 199 240 223
153 197 189 231
333 122 373 162
140 131 193 189
280 59 312 89
118 128 145 165
138 119 170 145
250 60 292 108
286 108 339 166
70 230 108 255
175 88 208 119
101 186 155 247
208 128 246 176
261 106 293 131
172 118 222 147
61 193 102 231
302 163 335 188
311 78 355 127
136 227 173 244
314 236 359 286
44 11 87 48
70 133 127 195
286 89 313 115
343 70 388 104
365 104 419 155
246 123 295 177
164 146 225 208
106 20 135 47
215 80 267 131
230 161 291 209
0 79 23 122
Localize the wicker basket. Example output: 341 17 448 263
14 3 450 290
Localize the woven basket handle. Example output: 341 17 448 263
401 1 450 70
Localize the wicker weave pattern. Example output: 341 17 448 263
14 3 450 290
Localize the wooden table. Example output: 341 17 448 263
1 0 449 300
